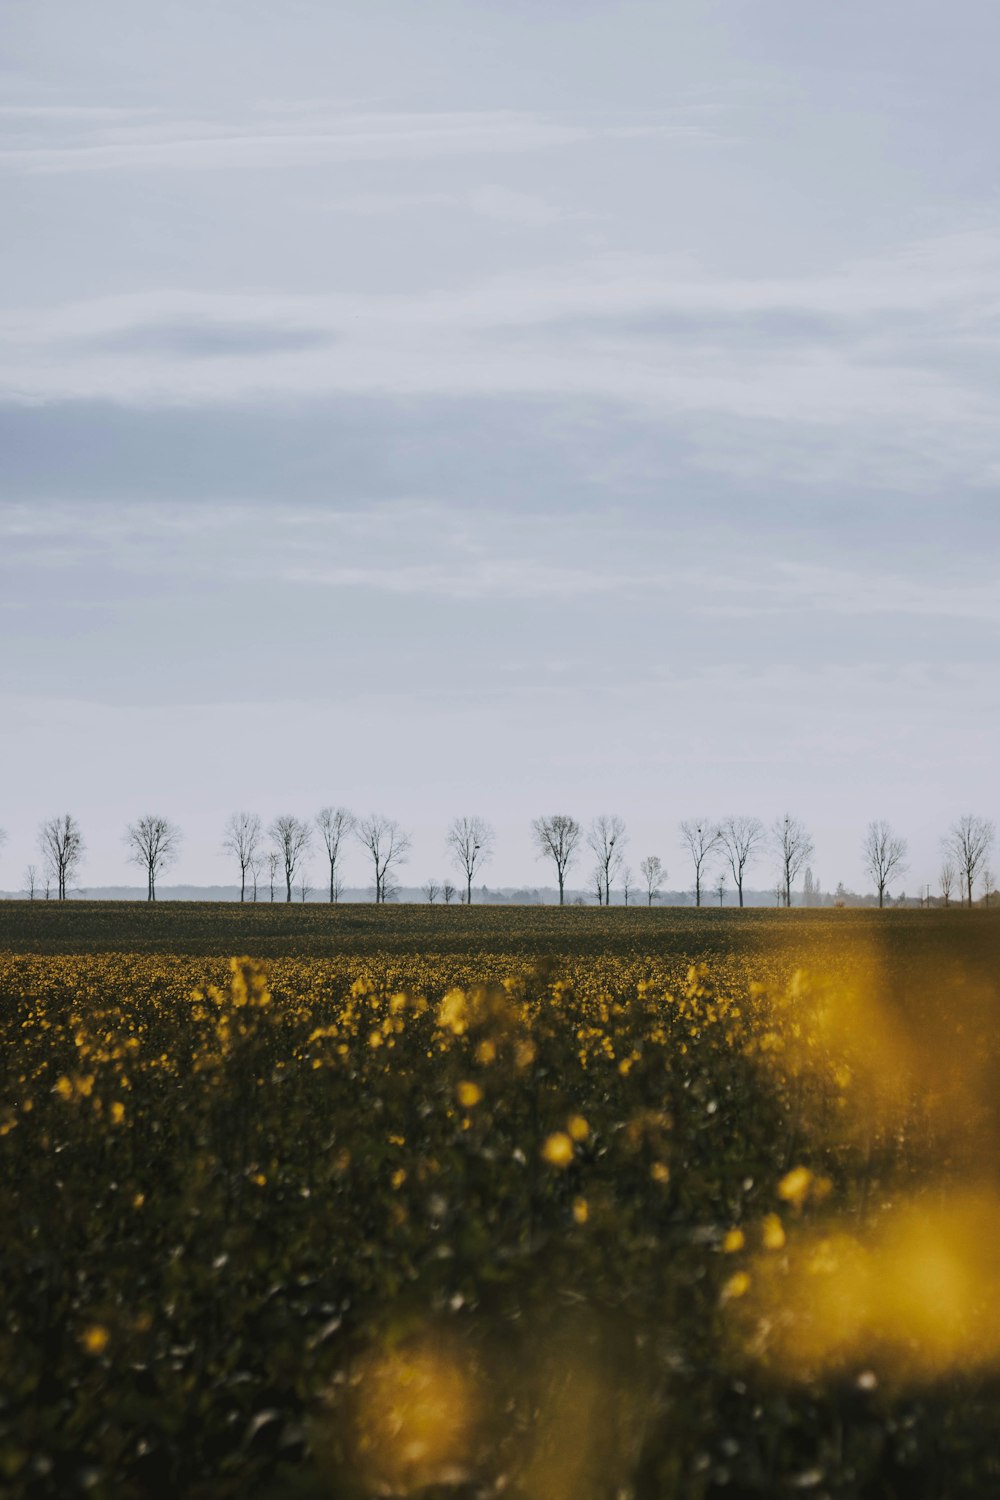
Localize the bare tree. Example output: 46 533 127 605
316 806 356 904
24 864 38 900
944 814 996 907
442 881 456 905
248 852 262 903
267 850 279 903
715 875 727 907
269 815 313 904
939 860 956 907
772 814 815 908
679 821 720 908
621 864 633 906
297 873 312 903
531 815 582 905
591 864 605 905
126 815 181 901
862 820 908 908
356 815 412 904
222 811 262 903
447 815 495 905
716 815 764 908
424 879 441 904
39 814 85 900
639 855 664 907
587 814 626 908
984 868 996 907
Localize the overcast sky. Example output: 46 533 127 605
2 1 998 897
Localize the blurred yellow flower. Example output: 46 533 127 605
722 1271 751 1301
762 1214 786 1250
81 1324 109 1356
541 1132 574 1168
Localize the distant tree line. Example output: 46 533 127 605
0 811 996 909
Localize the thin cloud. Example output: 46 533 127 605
0 107 695 175
3 211 1000 495
280 557 630 601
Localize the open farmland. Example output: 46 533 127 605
5 897 1000 966
3 906 1000 1498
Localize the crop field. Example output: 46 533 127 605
3 905 1000 1498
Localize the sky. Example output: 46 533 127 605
1 0 998 898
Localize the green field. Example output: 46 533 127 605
3 904 1000 1498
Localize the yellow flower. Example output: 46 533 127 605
722 1227 745 1254
436 988 468 1035
566 1114 590 1142
81 1324 109 1355
777 1165 813 1210
722 1271 751 1301
541 1131 574 1168
53 1076 74 1101
456 1081 482 1109
572 1196 589 1224
762 1213 786 1250
650 1161 671 1185
514 1039 537 1071
109 1101 125 1125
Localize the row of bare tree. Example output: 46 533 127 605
1 812 995 908
222 812 496 906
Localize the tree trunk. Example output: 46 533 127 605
240 866 246 903
467 875 472 905
285 870 292 903
558 871 565 905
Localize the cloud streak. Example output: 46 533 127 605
4 501 997 625
3 231 999 489
0 106 697 175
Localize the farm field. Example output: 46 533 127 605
3 905 1000 1498
4 897 1000 965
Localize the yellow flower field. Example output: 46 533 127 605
3 908 1000 1497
